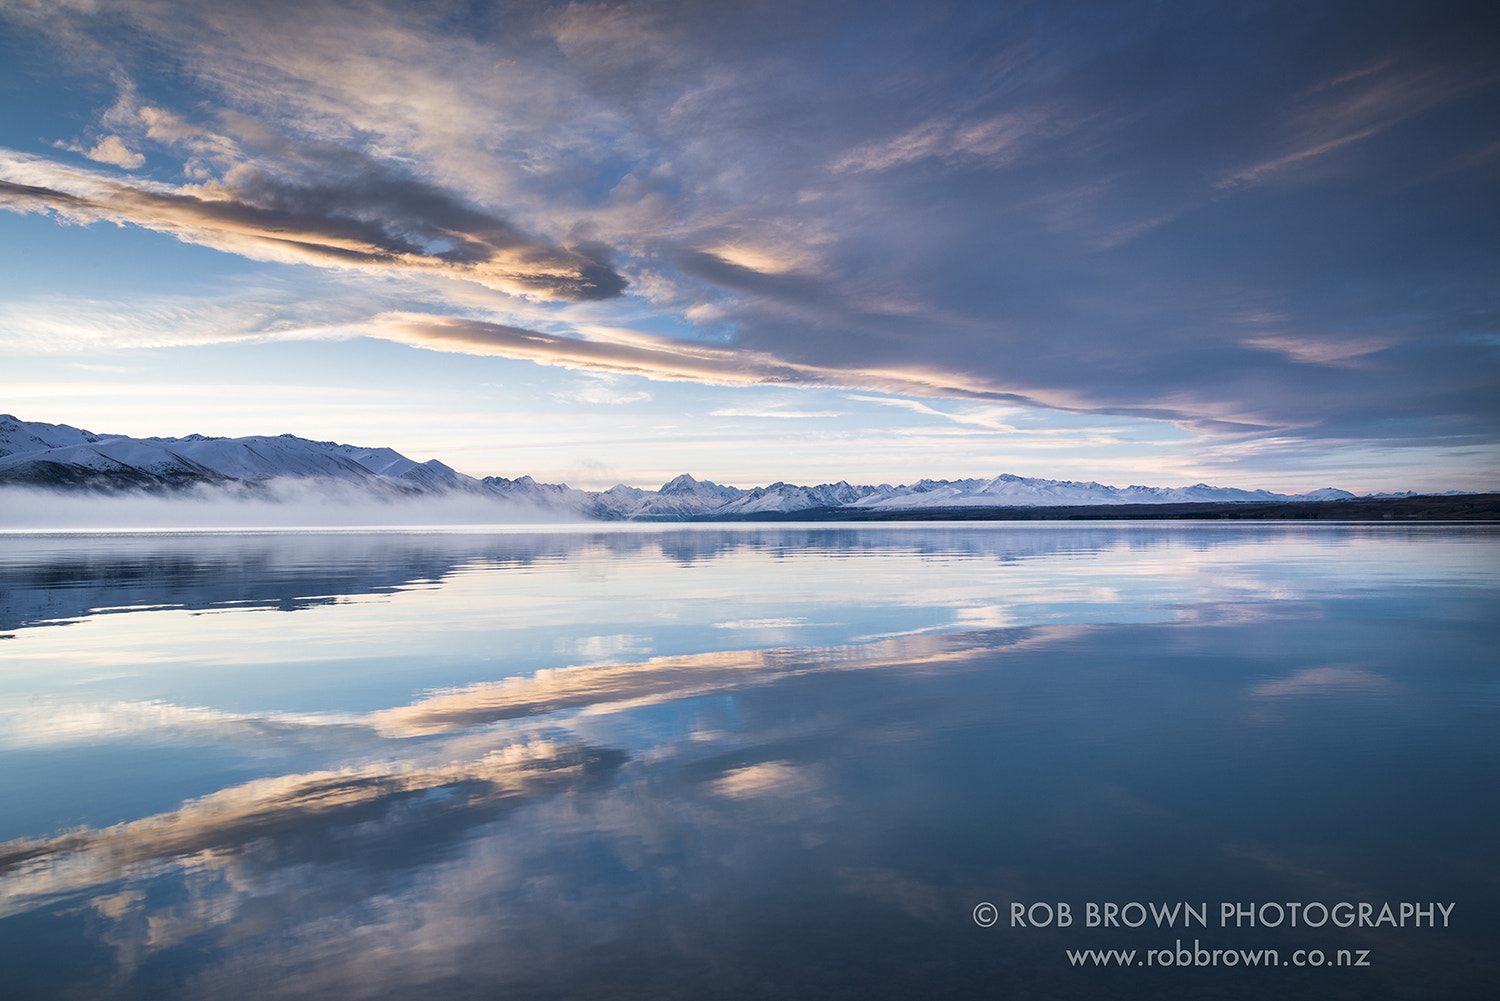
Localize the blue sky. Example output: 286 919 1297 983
1 0 1496 492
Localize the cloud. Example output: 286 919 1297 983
368 312 1050 405
709 408 844 418
1242 335 1396 367
0 147 626 301
0 285 373 351
703 242 821 276
830 107 1071 174
844 395 1019 431
1218 51 1499 190
371 312 807 385
552 373 653 405
83 135 145 169
0 0 1496 478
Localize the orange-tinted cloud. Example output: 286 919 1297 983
0 155 624 302
369 312 1047 405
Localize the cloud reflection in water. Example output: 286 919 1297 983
0 525 1495 999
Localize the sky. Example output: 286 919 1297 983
0 0 1496 494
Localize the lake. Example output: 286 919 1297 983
1 523 1496 999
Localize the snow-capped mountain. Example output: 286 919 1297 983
481 474 594 511
0 414 492 496
0 413 1377 520
590 474 753 519
838 473 1354 510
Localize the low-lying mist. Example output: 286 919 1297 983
0 480 590 530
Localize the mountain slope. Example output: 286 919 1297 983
0 414 1384 519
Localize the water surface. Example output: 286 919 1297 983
1 523 1496 999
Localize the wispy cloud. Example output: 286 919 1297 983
1218 53 1499 190
831 106 1073 174
709 407 845 419
844 395 1019 431
552 373 653 406
369 312 1050 406
0 286 369 351
1242 335 1396 367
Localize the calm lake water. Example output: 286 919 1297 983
1 523 1496 1000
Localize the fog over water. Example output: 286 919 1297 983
0 483 578 530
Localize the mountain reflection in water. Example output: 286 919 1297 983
1 524 1496 1000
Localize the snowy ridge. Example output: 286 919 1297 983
0 414 1391 520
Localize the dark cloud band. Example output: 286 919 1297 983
0 161 626 301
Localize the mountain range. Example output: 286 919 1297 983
0 413 1426 521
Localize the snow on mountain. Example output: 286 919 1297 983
392 458 475 492
0 414 114 456
145 435 382 481
323 443 420 477
581 474 747 519
0 414 1403 519
848 474 1109 508
1297 487 1357 501
0 439 225 481
585 471 1362 518
608 474 750 519
0 417 413 491
843 474 1358 509
715 480 880 516
482 474 594 514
